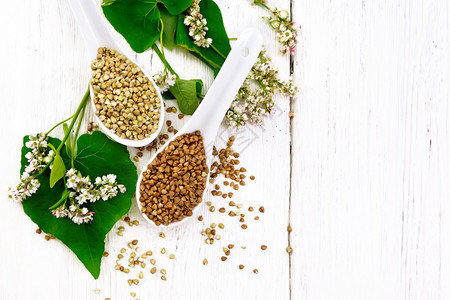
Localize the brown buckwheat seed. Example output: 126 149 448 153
139 131 209 225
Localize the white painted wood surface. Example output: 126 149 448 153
0 0 448 299
291 1 450 299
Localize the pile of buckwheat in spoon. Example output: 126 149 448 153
90 47 161 140
139 131 209 225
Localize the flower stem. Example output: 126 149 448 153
71 102 87 166
25 87 90 182
256 79 265 89
210 44 227 60
159 18 166 70
253 0 271 11
152 44 179 78
46 115 75 135
57 87 90 153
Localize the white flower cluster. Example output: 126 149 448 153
52 168 126 225
152 70 176 93
8 133 54 202
184 0 212 48
8 173 40 202
262 7 298 55
226 49 298 126
24 133 54 174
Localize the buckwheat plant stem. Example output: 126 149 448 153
33 87 90 179
159 18 167 72
57 87 90 153
210 44 227 60
253 0 271 11
46 115 75 136
71 101 87 165
152 44 179 78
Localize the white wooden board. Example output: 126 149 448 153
1 0 449 299
290 1 450 299
0 0 291 299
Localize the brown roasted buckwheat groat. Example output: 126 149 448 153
139 131 208 225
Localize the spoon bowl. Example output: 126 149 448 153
67 0 165 147
136 28 263 227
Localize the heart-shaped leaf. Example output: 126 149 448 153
20 131 137 279
102 0 193 53
169 78 204 114
162 78 203 102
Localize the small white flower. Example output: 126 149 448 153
72 215 83 225
278 10 289 19
118 184 126 193
106 174 117 183
25 152 32 161
78 176 90 187
270 20 280 29
52 206 68 218
184 0 213 48
66 168 77 178
66 177 78 190
21 172 30 181
43 155 52 164
152 70 177 93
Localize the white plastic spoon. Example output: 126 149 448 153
66 0 165 147
136 28 263 227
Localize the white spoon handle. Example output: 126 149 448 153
66 0 120 58
182 28 263 143
135 29 263 227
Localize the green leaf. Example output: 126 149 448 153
169 79 203 114
102 0 193 53
49 153 66 188
48 190 70 210
160 6 177 50
162 90 175 100
195 79 203 95
174 0 231 71
162 78 203 106
20 131 137 279
102 0 116 5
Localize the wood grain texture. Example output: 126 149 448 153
2 0 448 299
290 1 450 299
0 0 292 299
